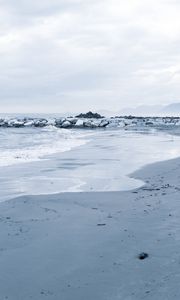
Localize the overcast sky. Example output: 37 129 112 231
0 0 180 113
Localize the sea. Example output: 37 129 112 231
1 114 180 201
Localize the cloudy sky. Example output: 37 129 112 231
0 0 180 113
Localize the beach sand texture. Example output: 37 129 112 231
0 157 180 299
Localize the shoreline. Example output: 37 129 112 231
1 128 180 202
0 157 180 299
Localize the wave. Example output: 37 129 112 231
0 127 90 167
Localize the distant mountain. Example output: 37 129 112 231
161 103 180 115
118 105 162 116
118 105 163 116
117 103 180 117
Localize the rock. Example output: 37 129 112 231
9 120 25 127
0 115 179 129
118 121 125 128
106 121 118 128
75 119 84 127
67 118 78 125
34 119 47 127
138 252 149 260
47 119 56 126
24 121 34 127
55 119 65 127
91 120 101 127
61 120 72 128
75 111 104 119
0 120 9 127
0 119 5 126
145 122 154 126
84 120 94 127
99 120 109 127
124 119 133 126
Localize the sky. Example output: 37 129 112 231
0 0 180 113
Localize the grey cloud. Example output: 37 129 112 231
0 0 180 113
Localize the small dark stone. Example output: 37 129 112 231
97 223 106 226
138 252 149 260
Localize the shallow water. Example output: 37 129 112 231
0 126 90 166
0 127 180 201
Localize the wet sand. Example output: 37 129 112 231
1 128 180 201
0 157 180 299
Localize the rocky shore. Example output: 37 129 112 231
1 112 180 129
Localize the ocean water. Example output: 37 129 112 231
0 126 89 167
0 126 180 201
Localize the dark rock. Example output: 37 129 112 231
138 252 149 260
55 119 64 127
67 118 78 125
99 120 109 127
145 122 154 125
75 111 104 119
33 119 47 127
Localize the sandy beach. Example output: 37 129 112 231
0 157 180 299
1 0 180 298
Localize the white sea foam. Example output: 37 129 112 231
0 127 90 167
